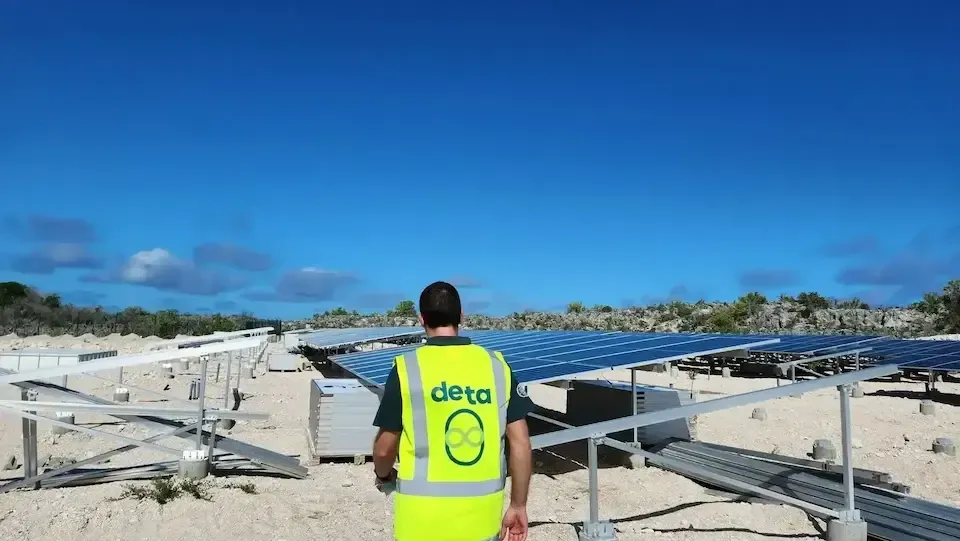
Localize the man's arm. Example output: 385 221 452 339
503 364 535 508
505 418 532 507
373 428 400 478
372 366 403 478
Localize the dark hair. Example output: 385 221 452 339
419 281 462 329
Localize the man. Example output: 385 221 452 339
372 281 534 541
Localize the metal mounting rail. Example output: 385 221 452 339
530 364 898 450
654 441 960 541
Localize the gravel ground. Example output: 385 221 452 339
0 334 957 541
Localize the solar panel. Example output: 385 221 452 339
741 334 887 354
861 339 960 372
329 330 780 386
298 327 424 349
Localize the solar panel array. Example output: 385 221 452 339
860 339 960 372
696 332 960 372
298 327 424 350
742 334 887 354
330 330 781 386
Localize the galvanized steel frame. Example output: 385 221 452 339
0 336 267 385
528 362 899 536
0 355 307 491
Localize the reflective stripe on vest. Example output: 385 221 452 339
396 348 508 497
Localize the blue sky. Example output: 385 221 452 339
1 1 958 318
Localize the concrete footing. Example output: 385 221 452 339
161 363 174 379
580 520 617 541
920 400 936 416
670 366 679 378
721 367 732 378
218 418 236 431
813 439 837 461
933 437 956 456
178 359 190 372
178 449 209 480
113 388 129 402
51 412 75 435
751 407 767 421
627 453 647 469
243 363 255 379
850 385 864 398
826 512 868 541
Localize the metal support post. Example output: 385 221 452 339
588 437 598 524
828 384 868 541
21 389 38 489
838 385 855 513
196 355 209 450
853 352 860 372
207 408 219 467
926 371 937 394
630 369 638 445
580 436 616 541
236 349 244 391
223 352 233 408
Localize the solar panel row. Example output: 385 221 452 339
331 330 781 386
298 327 424 350
745 334 887 354
318 326 960 381
860 339 960 371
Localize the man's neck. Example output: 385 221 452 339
425 326 458 338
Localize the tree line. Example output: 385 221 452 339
0 282 279 339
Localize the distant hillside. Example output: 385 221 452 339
1 279 956 340
293 281 960 338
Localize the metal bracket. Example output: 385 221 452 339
580 520 617 541
836 509 862 522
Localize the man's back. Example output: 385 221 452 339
393 342 509 540
371 281 533 541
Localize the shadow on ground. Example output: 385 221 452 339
525 408 634 478
529 500 826 539
867 388 960 406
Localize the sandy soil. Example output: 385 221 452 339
0 335 957 541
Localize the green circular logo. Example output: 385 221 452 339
444 408 485 466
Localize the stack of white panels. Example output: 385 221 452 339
267 353 303 371
307 379 381 459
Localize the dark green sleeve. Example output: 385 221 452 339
505 364 534 423
372 366 403 431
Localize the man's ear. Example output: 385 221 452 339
417 313 424 327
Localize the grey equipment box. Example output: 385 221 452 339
268 352 303 371
566 380 696 446
305 379 382 462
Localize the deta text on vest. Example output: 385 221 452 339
430 381 492 405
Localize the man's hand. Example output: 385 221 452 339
375 468 397 493
499 504 528 541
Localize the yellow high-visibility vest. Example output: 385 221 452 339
393 343 511 541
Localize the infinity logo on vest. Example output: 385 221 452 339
432 382 491 466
